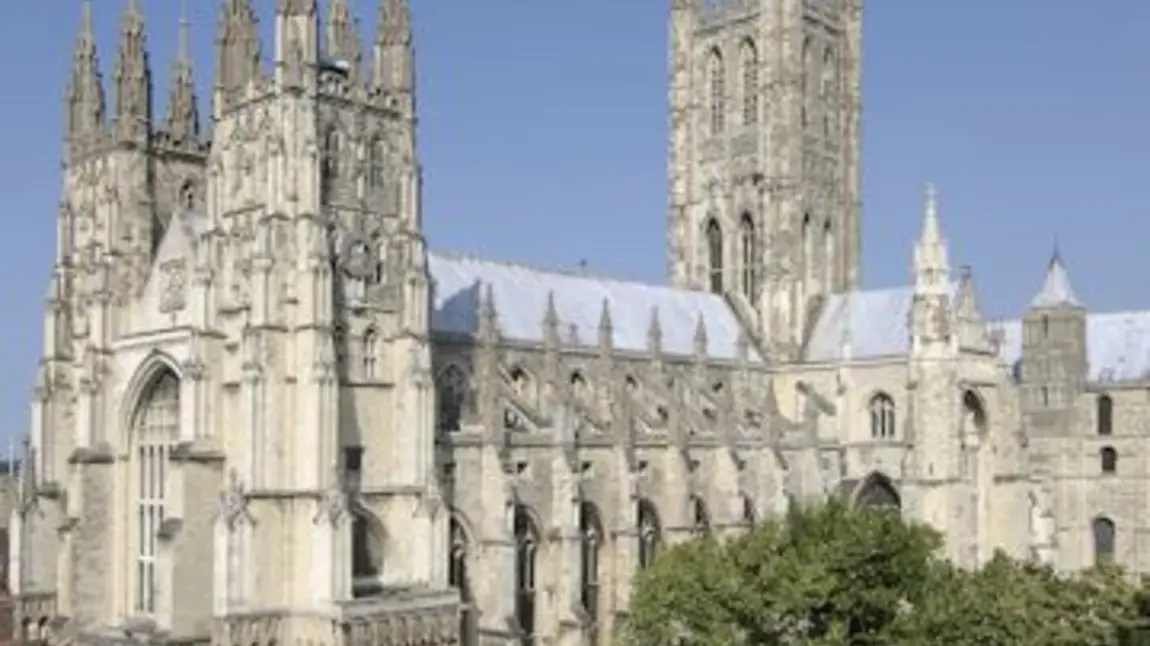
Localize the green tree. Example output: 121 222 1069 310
624 502 1150 646
624 501 940 646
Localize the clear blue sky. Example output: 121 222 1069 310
0 1 1147 446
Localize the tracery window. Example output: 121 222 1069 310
706 219 723 293
368 136 385 189
322 127 341 199
1098 395 1113 436
449 518 476 646
1092 516 1116 564
708 48 725 135
362 329 378 380
1101 446 1117 474
740 39 758 126
868 392 896 439
133 368 180 614
822 47 835 137
739 213 757 302
437 365 469 432
691 495 711 538
351 508 384 598
637 499 661 569
579 503 603 646
514 506 539 646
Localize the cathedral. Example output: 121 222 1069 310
9 0 1143 645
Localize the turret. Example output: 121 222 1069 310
372 0 414 116
909 183 953 356
275 0 319 91
214 0 262 113
1020 249 1087 430
111 0 152 144
162 5 199 147
64 1 106 161
326 0 361 80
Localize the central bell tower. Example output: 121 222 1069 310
666 0 863 359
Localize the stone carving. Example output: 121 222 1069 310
159 259 188 313
1028 480 1056 565
218 469 252 529
314 475 348 525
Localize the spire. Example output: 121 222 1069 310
65 0 106 153
1031 248 1081 309
693 314 708 358
373 0 414 105
164 3 199 145
112 0 152 141
912 182 949 293
215 0 261 105
326 0 361 76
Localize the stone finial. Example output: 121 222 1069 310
597 298 613 350
477 284 498 343
542 290 560 346
693 314 708 358
647 306 663 355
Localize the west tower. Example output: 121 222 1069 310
666 0 862 359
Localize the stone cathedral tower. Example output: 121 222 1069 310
11 1 459 645
666 0 862 359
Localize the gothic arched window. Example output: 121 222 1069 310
322 127 341 200
708 48 725 135
449 518 476 646
579 502 603 646
514 506 539 646
706 219 723 293
637 499 661 569
362 329 378 380
1101 446 1117 474
691 495 711 539
1098 395 1113 436
868 392 896 439
436 365 469 432
351 508 384 598
740 39 758 126
132 368 180 614
1092 516 1116 564
368 136 385 189
738 213 756 302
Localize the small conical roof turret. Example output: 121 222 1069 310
1031 247 1081 309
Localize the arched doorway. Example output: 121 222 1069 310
853 472 901 510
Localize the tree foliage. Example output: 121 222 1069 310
623 501 1150 646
